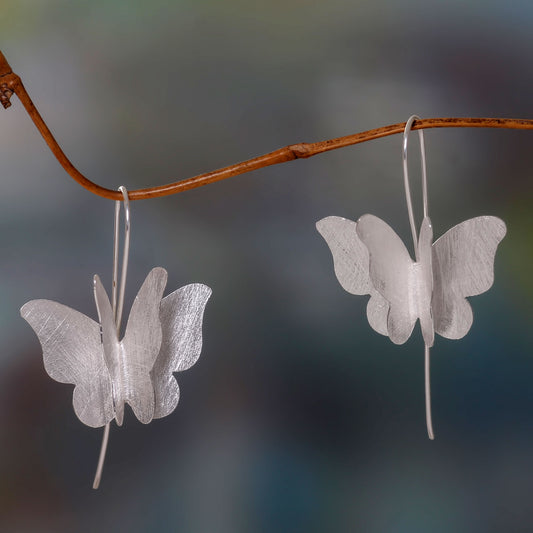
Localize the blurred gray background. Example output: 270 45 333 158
1 1 532 532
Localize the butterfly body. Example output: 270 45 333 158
317 214 506 346
21 268 211 428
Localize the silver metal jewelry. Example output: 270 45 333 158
21 186 211 487
316 115 506 439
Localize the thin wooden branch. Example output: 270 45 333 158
1 51 532 201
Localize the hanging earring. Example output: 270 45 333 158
316 115 506 439
21 186 212 488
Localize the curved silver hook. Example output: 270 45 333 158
113 185 130 333
402 115 428 250
93 185 131 490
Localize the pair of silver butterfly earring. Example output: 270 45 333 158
20 115 506 488
317 115 506 439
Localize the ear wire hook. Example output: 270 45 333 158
93 186 131 489
402 114 429 251
113 185 130 332
402 116 434 441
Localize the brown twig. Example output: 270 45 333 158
1 51 532 201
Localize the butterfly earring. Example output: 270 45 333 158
21 186 212 488
316 115 506 439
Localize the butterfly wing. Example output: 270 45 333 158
356 214 418 345
113 267 167 424
316 216 388 336
416 217 435 347
93 275 123 424
20 299 114 428
432 216 506 339
151 283 212 419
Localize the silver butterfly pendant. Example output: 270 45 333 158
20 267 211 428
317 214 506 346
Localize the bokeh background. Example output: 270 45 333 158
0 1 532 531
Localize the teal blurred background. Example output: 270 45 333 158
0 1 532 531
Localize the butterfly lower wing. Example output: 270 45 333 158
151 283 212 419
356 214 418 344
316 216 388 336
20 300 114 428
432 216 506 339
120 267 168 424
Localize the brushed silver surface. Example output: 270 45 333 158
317 213 506 345
316 215 388 336
20 300 114 428
21 268 211 428
356 214 420 345
94 267 167 426
417 217 435 347
152 283 212 419
432 216 507 339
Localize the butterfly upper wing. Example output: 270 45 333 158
20 299 114 428
100 267 168 425
151 283 212 419
316 216 388 336
432 216 506 339
356 214 418 345
122 267 167 424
